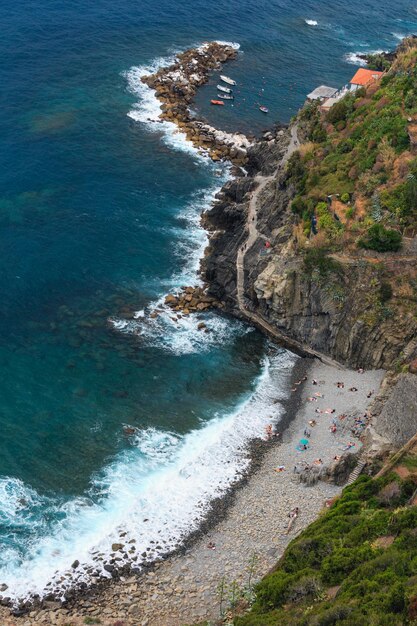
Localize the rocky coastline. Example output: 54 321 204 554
4 38 417 625
0 361 389 626
0 356 312 624
0 42 285 616
141 41 252 165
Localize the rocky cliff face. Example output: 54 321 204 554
202 127 417 370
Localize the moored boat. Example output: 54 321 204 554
211 99 224 105
218 93 234 100
217 84 233 94
259 106 269 113
220 75 236 86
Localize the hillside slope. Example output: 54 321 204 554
203 38 417 369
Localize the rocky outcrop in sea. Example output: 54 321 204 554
141 41 252 164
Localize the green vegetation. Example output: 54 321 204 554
234 474 417 626
366 52 392 72
358 224 402 252
287 42 417 251
303 247 343 279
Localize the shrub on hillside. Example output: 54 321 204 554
366 53 391 71
327 101 348 125
303 246 343 277
358 224 402 252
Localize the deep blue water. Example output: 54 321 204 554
0 0 415 600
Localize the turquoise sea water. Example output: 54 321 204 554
0 0 415 601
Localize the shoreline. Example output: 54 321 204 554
4 360 385 625
0 42 391 626
0 352 312 623
140 41 253 166
0 41 280 616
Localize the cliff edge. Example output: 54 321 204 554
203 38 417 370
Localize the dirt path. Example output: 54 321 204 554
235 126 341 367
236 125 299 310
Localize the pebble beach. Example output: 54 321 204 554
2 360 385 626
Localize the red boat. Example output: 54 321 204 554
211 99 224 106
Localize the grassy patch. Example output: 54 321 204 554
234 474 417 626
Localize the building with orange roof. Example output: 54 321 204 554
350 68 384 91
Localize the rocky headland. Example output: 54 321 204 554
3 39 417 625
141 41 252 165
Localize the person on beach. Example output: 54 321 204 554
207 542 216 550
265 424 273 440
336 381 344 389
349 387 358 392
284 507 299 534
312 379 318 385
330 424 337 434
308 419 317 427
274 465 286 472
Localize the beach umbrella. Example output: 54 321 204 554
300 439 309 445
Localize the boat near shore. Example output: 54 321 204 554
211 99 224 105
220 74 236 85
218 93 234 100
217 84 233 94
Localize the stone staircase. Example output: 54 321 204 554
346 457 367 486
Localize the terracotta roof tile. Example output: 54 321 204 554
350 68 384 86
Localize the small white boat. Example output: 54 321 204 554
259 106 269 113
218 93 234 100
220 75 236 86
217 84 233 94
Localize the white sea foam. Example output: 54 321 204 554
344 47 390 66
124 41 240 160
344 52 367 66
0 42 281 605
305 19 318 26
213 40 240 50
124 62 207 162
392 32 406 41
111 306 252 356
0 350 297 603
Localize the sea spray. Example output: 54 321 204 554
0 349 296 604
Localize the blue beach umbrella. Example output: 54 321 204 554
300 439 309 445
